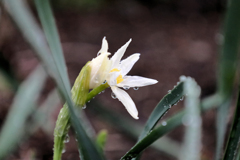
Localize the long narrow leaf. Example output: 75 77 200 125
2 1 105 160
215 100 231 160
121 93 222 160
0 66 47 159
34 0 71 92
88 101 181 158
217 0 240 98
215 0 240 158
223 88 240 160
131 81 184 160
139 81 184 140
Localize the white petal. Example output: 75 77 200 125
98 37 108 54
111 86 139 119
119 53 140 76
117 76 158 88
111 39 132 69
106 71 120 86
89 52 111 89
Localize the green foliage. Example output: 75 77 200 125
0 66 47 159
96 130 108 152
223 89 240 160
1 0 240 159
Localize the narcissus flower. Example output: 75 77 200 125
105 38 158 119
88 37 111 89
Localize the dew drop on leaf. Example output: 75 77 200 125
64 134 70 143
162 121 167 126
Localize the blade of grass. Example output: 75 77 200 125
120 93 223 160
31 89 61 134
34 0 71 92
223 87 240 160
2 1 105 159
179 78 202 160
131 81 184 160
0 66 47 159
139 81 184 141
215 99 231 160
215 0 240 158
217 0 240 99
34 0 100 155
88 101 181 158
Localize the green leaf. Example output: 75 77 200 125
223 88 240 160
34 0 71 92
2 0 105 160
0 66 47 159
139 82 184 141
215 100 231 160
217 0 240 98
32 89 61 134
121 93 222 160
215 0 240 158
96 130 108 152
120 81 184 160
121 111 184 160
88 101 181 158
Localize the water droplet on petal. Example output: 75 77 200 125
123 86 130 90
162 121 167 126
82 105 86 109
168 90 171 93
102 90 105 93
111 92 117 99
133 87 139 90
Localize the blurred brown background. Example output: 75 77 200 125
0 0 229 159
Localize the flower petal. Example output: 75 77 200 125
117 76 158 88
89 51 111 89
106 71 121 86
111 86 139 119
119 53 140 76
98 37 108 54
111 39 132 69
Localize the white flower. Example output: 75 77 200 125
88 37 111 89
106 39 158 119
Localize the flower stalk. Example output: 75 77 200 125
53 63 92 160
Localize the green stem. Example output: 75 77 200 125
53 104 70 160
53 79 109 160
86 83 110 102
